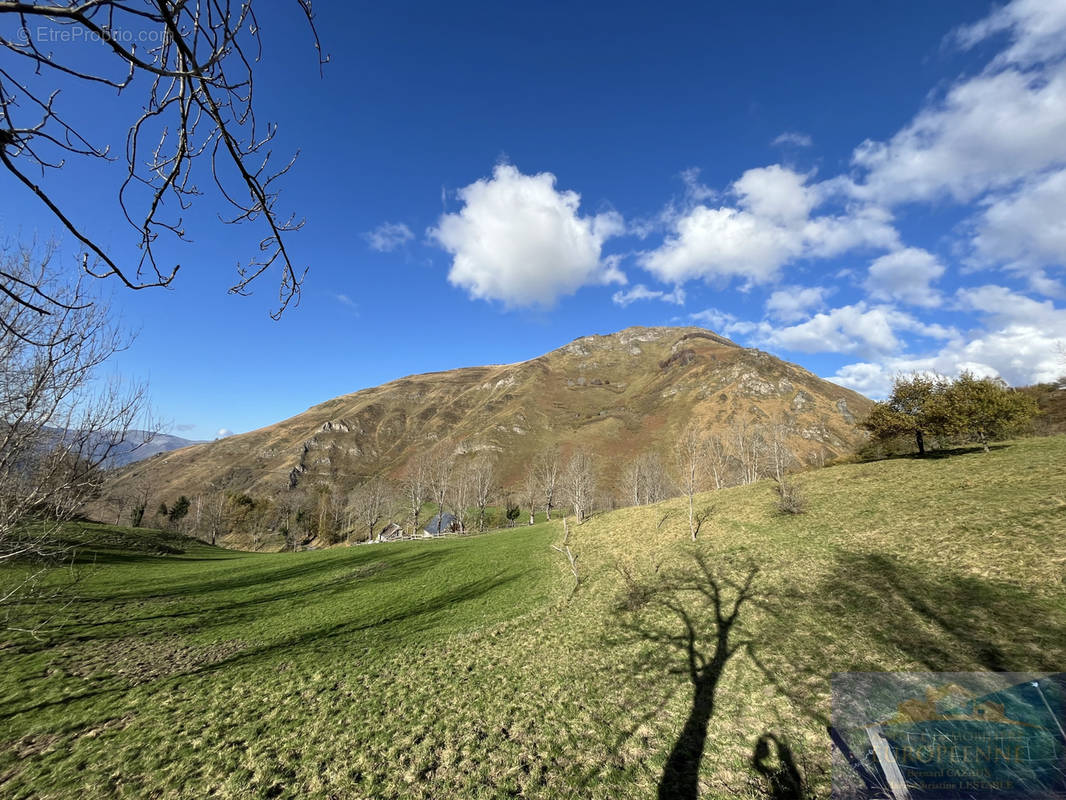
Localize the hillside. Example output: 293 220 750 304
3 436 1064 798
105 326 872 510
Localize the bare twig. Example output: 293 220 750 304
551 515 580 593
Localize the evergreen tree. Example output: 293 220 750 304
168 496 191 527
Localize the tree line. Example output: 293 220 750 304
104 371 1044 552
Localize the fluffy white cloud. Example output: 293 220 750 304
611 284 685 307
732 303 953 360
831 285 1066 397
640 166 898 287
363 222 414 252
764 285 830 322
428 164 625 308
851 0 1066 206
767 304 952 357
771 131 813 148
216 428 233 439
851 66 1066 205
640 204 799 286
865 248 945 308
734 165 816 225
970 167 1066 284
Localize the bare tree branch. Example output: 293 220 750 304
0 1 329 318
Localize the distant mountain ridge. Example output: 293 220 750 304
105 326 873 506
38 428 205 469
104 430 207 467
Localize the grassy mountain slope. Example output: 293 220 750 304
3 435 1064 798
106 326 872 510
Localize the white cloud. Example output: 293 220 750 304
970 167 1066 284
640 166 898 288
428 164 625 308
851 0 1066 207
216 428 233 439
851 66 1066 205
679 167 717 203
363 222 414 252
640 204 800 286
734 164 816 225
611 284 686 307
764 285 830 322
831 284 1066 397
865 247 946 308
771 131 813 148
953 0 1066 68
689 308 738 331
746 302 953 358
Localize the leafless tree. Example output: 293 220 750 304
765 421 795 484
521 462 539 525
731 420 764 486
561 449 595 524
400 453 428 537
673 422 710 540
0 243 152 612
469 455 496 532
102 489 128 525
425 445 454 535
534 446 560 521
449 462 471 533
348 475 391 543
620 450 672 507
124 472 152 527
0 1 328 318
274 488 307 551
551 515 579 594
314 483 345 544
200 469 242 545
705 433 730 490
620 458 643 508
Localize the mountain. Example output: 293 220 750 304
34 428 205 469
104 326 873 506
102 430 207 468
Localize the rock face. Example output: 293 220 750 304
107 326 873 505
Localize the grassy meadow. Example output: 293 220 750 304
2 436 1065 799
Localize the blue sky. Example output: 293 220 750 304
3 0 1065 440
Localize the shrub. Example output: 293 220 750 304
775 479 806 515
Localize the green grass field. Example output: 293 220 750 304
2 436 1065 799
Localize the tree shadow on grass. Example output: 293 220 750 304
4 550 449 656
861 443 1010 463
620 553 758 800
0 568 526 722
184 569 531 676
817 552 1066 673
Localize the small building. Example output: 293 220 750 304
423 512 455 536
377 522 405 542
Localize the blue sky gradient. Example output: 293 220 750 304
3 0 1065 439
